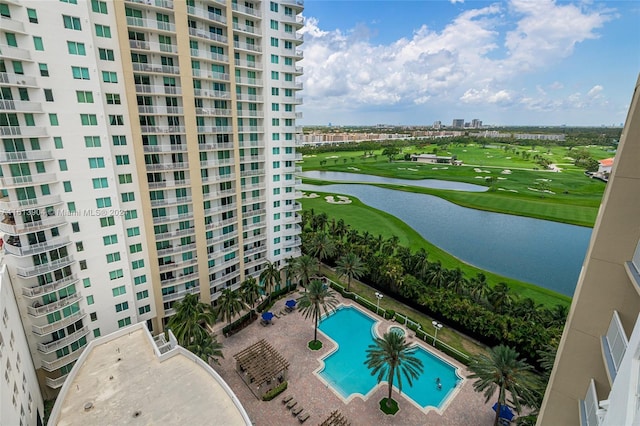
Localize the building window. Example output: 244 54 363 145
96 197 111 208
27 8 38 23
39 63 49 77
59 160 68 171
138 305 151 315
88 157 105 168
106 252 121 263
44 89 54 102
127 227 140 237
63 181 72 192
112 135 126 145
33 36 44 51
98 48 114 61
117 317 131 328
115 302 129 312
103 234 118 245
80 114 98 126
92 177 108 189
49 114 59 126
121 192 135 203
67 41 86 55
62 15 81 30
102 71 118 83
84 136 101 147
71 222 80 232
109 270 124 281
72 66 90 80
100 216 115 227
115 155 130 165
106 93 120 104
95 24 111 38
91 0 107 14
112 285 126 296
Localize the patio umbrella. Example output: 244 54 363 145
492 403 515 421
262 312 274 321
285 299 297 308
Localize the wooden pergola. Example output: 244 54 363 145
233 339 289 399
318 410 351 426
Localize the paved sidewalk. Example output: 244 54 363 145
211 290 497 426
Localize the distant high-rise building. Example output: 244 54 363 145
471 119 482 128
0 0 303 395
432 121 442 129
451 119 464 128
538 75 640 425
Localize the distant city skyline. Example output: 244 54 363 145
299 0 639 127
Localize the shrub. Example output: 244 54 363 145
386 309 396 320
262 381 288 401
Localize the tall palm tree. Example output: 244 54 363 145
186 333 224 365
425 261 447 288
167 293 217 347
365 331 424 408
282 257 297 287
308 232 336 263
215 288 247 324
468 345 541 426
489 282 515 314
294 254 319 290
298 279 339 343
240 276 260 308
468 273 490 303
447 267 468 295
336 252 366 292
259 260 281 303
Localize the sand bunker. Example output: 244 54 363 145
303 192 319 198
325 195 352 204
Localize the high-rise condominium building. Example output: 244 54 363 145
538 75 640 425
451 118 464 128
0 0 303 397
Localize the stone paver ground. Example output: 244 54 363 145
212 291 497 426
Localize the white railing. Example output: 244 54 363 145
0 172 56 187
27 293 81 317
0 150 52 162
22 274 78 298
31 310 85 336
581 379 601 426
604 311 628 380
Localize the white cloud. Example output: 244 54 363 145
300 0 614 120
587 85 604 98
450 0 464 3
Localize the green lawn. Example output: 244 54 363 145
302 191 571 308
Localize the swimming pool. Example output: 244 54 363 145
317 306 462 410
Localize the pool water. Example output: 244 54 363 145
389 326 405 337
317 306 461 409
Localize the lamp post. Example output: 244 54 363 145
375 292 383 315
432 321 443 347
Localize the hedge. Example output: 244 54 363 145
262 381 288 401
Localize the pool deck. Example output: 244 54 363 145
212 291 498 426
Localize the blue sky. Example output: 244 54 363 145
298 0 640 126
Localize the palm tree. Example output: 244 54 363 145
294 254 319 290
298 279 339 343
282 257 297 287
468 345 541 426
215 288 247 324
365 331 424 408
240 276 260 308
186 333 224 365
425 261 447 288
259 260 281 303
446 267 468 295
167 293 217 347
489 282 515 314
468 273 490 303
336 252 366 292
308 232 336 263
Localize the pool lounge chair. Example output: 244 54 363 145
282 395 293 404
292 406 303 416
286 399 297 409
298 412 310 423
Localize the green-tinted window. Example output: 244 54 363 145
72 66 90 80
95 24 111 38
103 234 118 245
76 91 93 103
5 33 17 47
49 114 59 126
91 0 107 14
38 63 47 77
33 36 44 51
84 136 100 147
63 181 72 192
54 137 63 149
88 157 105 168
100 216 115 227
87 295 94 305
62 15 81 30
67 41 86 55
80 114 98 125
58 160 67 171
92 178 108 189
83 278 91 288
98 48 114 61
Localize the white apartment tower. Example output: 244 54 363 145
0 0 303 397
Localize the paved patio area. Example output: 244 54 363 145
211 290 497 426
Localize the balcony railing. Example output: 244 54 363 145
0 194 62 213
140 125 186 134
45 374 69 389
27 293 81 318
132 62 180 75
233 41 261 53
231 3 261 17
4 234 70 257
152 212 194 225
188 28 227 44
0 150 52 163
157 242 196 257
0 172 56 187
187 6 226 24
0 99 43 112
22 274 78 298
37 326 89 354
126 16 176 32
579 379 601 426
0 214 66 234
142 143 186 152
161 286 200 303
16 254 74 277
0 16 25 33
0 126 48 137
135 84 182 95
0 44 31 61
150 196 192 207
31 309 86 336
41 346 84 372
126 0 174 9
0 72 37 87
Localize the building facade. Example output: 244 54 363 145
1 263 45 426
538 76 640 425
0 0 303 396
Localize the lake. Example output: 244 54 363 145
301 181 591 296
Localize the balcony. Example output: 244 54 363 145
16 254 74 277
45 374 69 389
232 22 257 34
293 66 303 75
126 0 174 9
126 16 176 33
153 227 195 242
4 234 71 257
150 196 193 207
281 13 304 26
186 6 226 24
0 150 52 163
236 109 263 118
160 271 198 286
243 208 266 218
193 88 231 99
147 41 178 54
0 16 26 33
236 93 263 102
0 72 37 87
233 41 261 53
0 126 48 138
579 379 601 426
31 309 86 336
147 178 191 189
280 0 304 9
37 326 89 354
188 28 227 45
195 107 232 117
27 292 81 318
234 58 261 69
132 62 180 75
142 143 186 152
0 44 31 61
197 125 233 133
161 286 200 303
0 194 62 213
192 69 230 81
198 142 234 151
157 242 196 257
140 125 186 134
231 3 261 18
0 172 56 188
602 311 628 382
236 77 263 87
129 39 150 51
22 274 79 298
0 214 66 234
41 346 84 372
0 99 43 112
152 211 194 225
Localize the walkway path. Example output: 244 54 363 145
211 290 497 426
